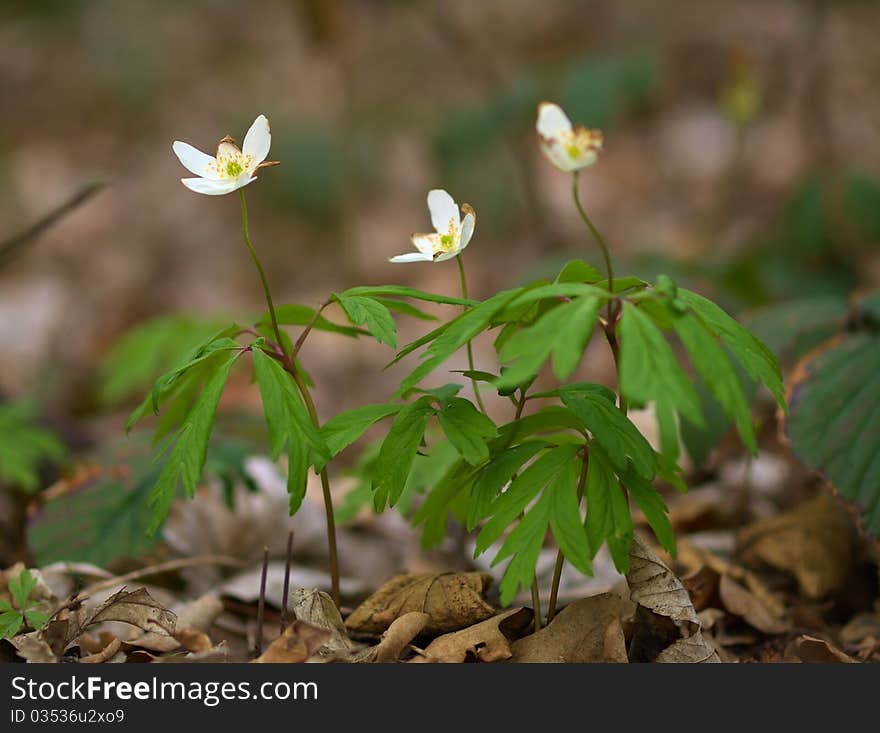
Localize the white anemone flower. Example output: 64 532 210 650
536 102 603 173
390 189 476 263
172 114 279 195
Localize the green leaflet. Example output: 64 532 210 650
623 469 675 557
497 295 602 389
0 401 66 493
561 391 655 479
412 456 476 549
677 288 786 411
437 397 498 465
147 351 238 534
467 441 550 531
251 348 329 462
673 310 757 455
373 397 436 510
585 446 633 573
334 294 397 348
475 443 579 556
318 403 402 465
494 491 552 606
618 302 703 427
126 333 240 432
556 259 604 284
394 288 526 397
338 285 474 307
374 298 438 322
549 459 592 576
267 304 366 337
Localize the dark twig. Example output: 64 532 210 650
0 180 106 270
254 546 269 658
280 530 294 633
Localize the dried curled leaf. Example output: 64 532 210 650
415 608 533 663
253 620 331 663
718 575 788 635
737 493 852 599
626 536 720 663
511 595 632 663
784 635 857 664
345 573 495 636
90 587 177 635
355 612 430 663
291 588 359 658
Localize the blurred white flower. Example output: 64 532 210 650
172 114 279 195
536 102 603 172
390 189 476 263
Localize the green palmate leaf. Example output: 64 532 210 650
319 403 401 463
549 459 592 576
24 609 48 630
0 612 22 639
9 569 36 609
677 289 785 411
673 310 757 455
618 301 703 428
585 446 633 573
334 294 397 348
494 491 552 606
0 401 66 493
561 391 655 479
531 382 618 404
373 397 436 510
99 315 229 406
497 295 602 389
437 397 497 465
339 285 474 307
623 469 675 556
146 351 238 534
475 443 580 556
786 331 880 535
556 259 603 284
412 455 476 548
496 406 586 446
467 442 550 531
396 288 526 397
268 304 366 337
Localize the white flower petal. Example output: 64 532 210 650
459 212 475 250
433 251 459 262
536 102 572 140
389 252 435 263
540 140 583 172
173 141 221 180
242 114 271 167
411 233 439 255
180 176 241 196
427 189 460 233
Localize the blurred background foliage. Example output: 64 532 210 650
1 0 879 563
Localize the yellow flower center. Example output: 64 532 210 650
211 139 254 180
435 218 460 254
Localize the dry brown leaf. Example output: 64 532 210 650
414 608 533 663
7 631 57 663
737 493 852 599
626 536 720 663
355 612 430 663
840 612 880 646
345 572 495 636
90 587 177 635
253 620 330 663
175 593 223 632
718 575 789 634
79 637 122 664
291 588 359 658
173 628 213 654
681 566 720 611
510 595 632 663
784 635 857 663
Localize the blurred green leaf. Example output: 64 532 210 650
0 401 66 493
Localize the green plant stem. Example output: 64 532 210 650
239 191 283 349
292 299 331 359
546 449 590 621
238 190 341 606
288 365 341 606
571 172 613 295
456 254 488 415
